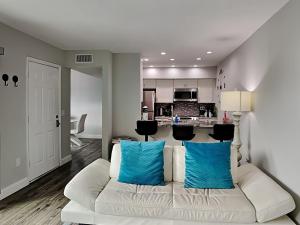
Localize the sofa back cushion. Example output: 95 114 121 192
173 144 238 183
110 143 173 182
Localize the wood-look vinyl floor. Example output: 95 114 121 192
0 139 101 225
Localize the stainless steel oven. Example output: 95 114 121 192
173 88 198 102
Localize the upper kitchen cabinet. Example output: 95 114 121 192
143 79 156 89
174 79 197 88
197 79 216 103
156 80 174 103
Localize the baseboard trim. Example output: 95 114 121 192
0 177 29 200
77 134 102 139
60 154 72 166
0 156 72 200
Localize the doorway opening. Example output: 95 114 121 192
70 69 102 153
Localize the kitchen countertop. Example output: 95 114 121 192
155 116 218 128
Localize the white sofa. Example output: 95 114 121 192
61 145 296 225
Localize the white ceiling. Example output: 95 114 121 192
0 0 289 67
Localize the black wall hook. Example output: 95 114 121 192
12 75 19 87
2 74 9 86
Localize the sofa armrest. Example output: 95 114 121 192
64 158 111 211
238 164 295 223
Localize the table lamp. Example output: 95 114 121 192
220 91 252 163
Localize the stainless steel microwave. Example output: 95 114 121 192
173 88 198 102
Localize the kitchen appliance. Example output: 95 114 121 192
142 106 148 120
199 105 206 117
174 88 198 102
156 103 172 117
143 89 156 120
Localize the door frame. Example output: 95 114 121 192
26 57 62 182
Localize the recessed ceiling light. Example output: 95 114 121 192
206 51 213 54
196 57 202 60
193 65 198 67
170 58 175 61
149 65 154 67
161 52 167 55
143 58 149 61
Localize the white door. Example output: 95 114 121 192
28 59 60 181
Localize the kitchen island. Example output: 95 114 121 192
150 117 219 145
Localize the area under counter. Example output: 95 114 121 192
150 117 218 145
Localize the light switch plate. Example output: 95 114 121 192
16 158 21 167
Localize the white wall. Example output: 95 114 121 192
217 0 300 222
143 66 216 79
71 69 102 138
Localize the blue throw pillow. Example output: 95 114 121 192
118 140 165 185
184 141 234 189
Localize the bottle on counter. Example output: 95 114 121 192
223 111 229 123
206 109 210 118
159 107 163 116
174 114 180 124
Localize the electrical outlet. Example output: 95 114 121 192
16 158 21 167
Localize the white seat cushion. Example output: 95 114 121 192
95 179 256 223
173 145 238 183
95 179 173 218
110 144 173 182
238 164 296 223
172 182 256 223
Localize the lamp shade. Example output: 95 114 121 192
221 91 251 112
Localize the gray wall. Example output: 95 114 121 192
0 22 69 190
217 1 300 223
61 67 71 159
71 69 102 138
112 53 141 140
0 25 141 196
143 66 217 79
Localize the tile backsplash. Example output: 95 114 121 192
155 102 216 117
173 102 199 117
155 103 172 117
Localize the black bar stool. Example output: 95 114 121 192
172 125 195 145
135 120 158 142
209 124 234 142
